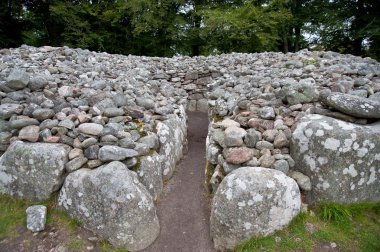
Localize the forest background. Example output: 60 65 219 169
1 0 379 60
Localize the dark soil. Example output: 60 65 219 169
0 218 100 252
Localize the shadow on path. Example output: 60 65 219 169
143 111 215 252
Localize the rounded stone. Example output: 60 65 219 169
78 123 104 136
19 125 40 142
6 69 30 90
223 147 254 165
210 167 301 251
272 159 290 174
32 108 55 121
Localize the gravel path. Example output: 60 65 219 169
143 111 216 252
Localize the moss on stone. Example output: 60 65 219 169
205 161 215 193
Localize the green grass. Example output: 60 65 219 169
100 241 128 252
0 193 81 239
0 194 29 239
65 238 86 251
236 202 380 252
0 193 130 251
2 194 379 252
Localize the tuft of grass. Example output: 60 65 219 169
0 193 82 239
100 241 128 252
65 238 86 251
319 203 352 223
0 194 29 239
236 202 380 252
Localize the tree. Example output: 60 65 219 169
306 0 380 60
0 0 24 48
200 0 291 54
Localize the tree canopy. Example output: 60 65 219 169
0 0 379 60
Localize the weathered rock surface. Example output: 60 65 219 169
223 147 254 165
26 205 47 232
0 104 23 119
98 146 138 161
1 45 380 249
6 69 30 90
291 114 380 203
321 92 380 119
58 161 159 251
77 123 104 136
210 167 301 251
137 152 163 201
156 107 187 180
279 81 317 105
0 141 71 201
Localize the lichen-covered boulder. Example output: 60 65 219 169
137 152 163 201
291 114 380 203
58 161 159 251
210 167 301 251
156 106 187 180
321 92 380 119
279 81 317 105
0 141 71 201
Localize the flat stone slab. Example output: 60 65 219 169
321 92 380 119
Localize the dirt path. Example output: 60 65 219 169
143 111 216 252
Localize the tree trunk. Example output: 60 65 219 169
351 0 366 56
294 26 301 52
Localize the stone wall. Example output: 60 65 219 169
0 45 380 251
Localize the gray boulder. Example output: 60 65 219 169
137 152 163 201
279 82 317 105
136 97 155 110
224 126 246 147
98 146 138 161
0 141 71 201
0 103 23 119
78 123 104 136
138 134 159 151
58 161 159 251
6 69 30 90
211 167 301 251
321 92 380 119
29 75 48 91
26 205 47 232
291 114 380 203
156 106 187 180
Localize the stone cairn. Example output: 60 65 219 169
0 45 379 251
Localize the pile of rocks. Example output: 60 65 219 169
0 45 188 251
204 50 380 193
1 45 380 251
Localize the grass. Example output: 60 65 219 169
0 193 81 239
100 241 128 252
0 194 28 239
1 193 379 252
235 202 380 252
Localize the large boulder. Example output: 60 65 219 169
6 69 30 90
156 106 187 180
279 81 317 105
58 161 159 251
137 152 163 201
210 167 301 251
0 141 71 201
291 114 380 203
321 92 380 119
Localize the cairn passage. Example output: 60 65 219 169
0 45 379 251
